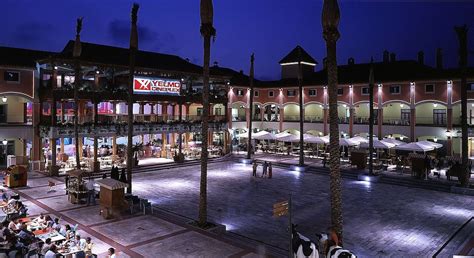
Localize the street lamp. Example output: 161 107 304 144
1 96 7 103
445 130 452 140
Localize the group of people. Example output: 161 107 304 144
252 161 273 178
109 165 127 183
0 188 98 257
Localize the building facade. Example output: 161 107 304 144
228 46 474 158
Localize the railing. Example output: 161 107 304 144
304 116 323 123
0 115 32 125
283 115 300 122
44 114 227 126
338 117 349 124
263 115 279 122
416 116 446 126
383 117 410 126
353 117 378 125
232 116 246 122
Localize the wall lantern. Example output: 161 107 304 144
1 96 7 103
2 139 7 146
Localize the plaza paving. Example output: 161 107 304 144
131 160 474 257
3 171 264 258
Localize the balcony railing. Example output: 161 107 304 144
42 114 226 126
383 117 410 126
304 116 323 123
416 116 446 126
338 117 349 124
284 115 301 122
353 117 378 125
0 115 32 125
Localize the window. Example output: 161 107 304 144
361 87 369 95
401 109 411 125
433 109 446 125
425 84 434 93
268 90 274 97
389 85 401 94
287 90 296 97
468 82 474 91
197 108 203 116
236 89 244 96
4 71 20 83
214 108 222 116
308 89 317 96
337 88 343 95
254 90 259 97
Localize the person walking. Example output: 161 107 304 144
268 162 272 179
86 178 96 206
262 161 268 178
252 161 257 177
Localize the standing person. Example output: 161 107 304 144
262 161 268 178
268 162 273 179
86 178 96 206
65 175 70 195
424 155 431 180
120 168 127 183
107 247 116 258
252 161 257 177
84 237 94 258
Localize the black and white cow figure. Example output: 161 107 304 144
291 224 319 258
316 232 357 258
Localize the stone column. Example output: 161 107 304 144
32 102 42 162
112 101 117 157
279 105 284 132
410 108 416 142
178 104 183 155
161 103 168 157
446 81 453 155
377 108 383 140
323 108 328 136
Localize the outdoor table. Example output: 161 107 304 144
17 217 31 224
57 246 84 257
34 228 66 243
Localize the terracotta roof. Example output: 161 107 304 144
279 45 318 65
0 46 54 68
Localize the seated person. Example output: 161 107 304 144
41 238 52 256
72 234 86 250
0 190 8 202
7 220 18 232
52 218 61 231
33 214 46 224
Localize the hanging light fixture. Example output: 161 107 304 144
1 96 7 103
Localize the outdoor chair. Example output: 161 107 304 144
142 200 153 215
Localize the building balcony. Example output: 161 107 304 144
416 116 446 127
0 115 33 126
383 117 410 126
39 120 228 138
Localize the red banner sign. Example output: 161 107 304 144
133 76 181 96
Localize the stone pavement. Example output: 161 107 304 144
3 171 266 258
130 161 474 257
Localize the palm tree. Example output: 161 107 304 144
199 0 216 227
297 48 304 167
368 60 374 176
73 17 83 170
247 54 255 160
454 25 469 187
322 0 343 240
127 3 139 194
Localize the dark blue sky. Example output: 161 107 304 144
1 0 473 80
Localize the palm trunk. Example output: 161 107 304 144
368 63 374 175
298 61 304 166
326 37 343 239
74 59 81 170
199 33 211 226
455 25 469 187
247 54 254 160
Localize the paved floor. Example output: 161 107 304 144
4 172 263 258
131 161 474 257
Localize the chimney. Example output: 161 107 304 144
348 57 355 65
383 50 389 63
436 48 443 69
417 51 424 65
390 53 396 63
323 57 328 70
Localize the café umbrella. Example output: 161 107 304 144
381 138 405 146
359 139 395 149
417 140 443 149
394 142 435 152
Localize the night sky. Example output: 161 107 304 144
1 0 473 80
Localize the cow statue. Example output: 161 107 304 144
316 230 357 258
291 224 319 258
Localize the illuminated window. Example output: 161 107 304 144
308 89 317 96
337 88 343 95
268 91 274 97
287 90 296 97
361 87 369 95
254 90 259 97
236 89 244 96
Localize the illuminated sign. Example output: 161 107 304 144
133 76 181 96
